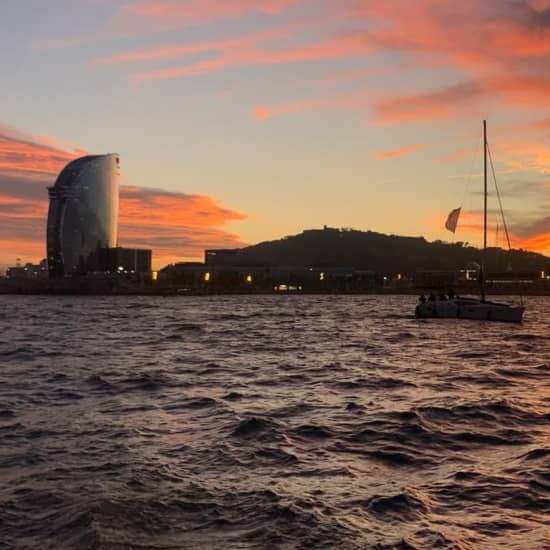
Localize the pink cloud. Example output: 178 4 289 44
373 75 550 125
493 142 550 174
128 31 372 83
93 26 291 66
253 107 272 121
438 147 479 164
251 92 367 121
373 81 483 125
348 0 550 67
374 144 428 160
96 0 550 142
0 125 85 179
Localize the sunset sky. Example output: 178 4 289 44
1 0 549 269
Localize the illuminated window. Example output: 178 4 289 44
204 272 211 282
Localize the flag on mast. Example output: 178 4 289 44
445 207 461 233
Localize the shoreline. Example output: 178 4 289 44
0 288 545 297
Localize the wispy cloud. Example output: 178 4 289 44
0 125 86 179
252 91 366 120
127 31 371 83
39 0 550 139
373 143 428 160
123 0 304 23
493 142 550 174
33 0 308 49
92 26 291 66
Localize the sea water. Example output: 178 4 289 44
0 295 548 548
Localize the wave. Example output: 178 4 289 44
1 294 549 548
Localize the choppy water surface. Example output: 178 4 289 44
0 295 548 549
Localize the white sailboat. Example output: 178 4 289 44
415 121 525 323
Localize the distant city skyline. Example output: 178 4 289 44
1 0 548 269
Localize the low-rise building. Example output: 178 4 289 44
7 260 48 279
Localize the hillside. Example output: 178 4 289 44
227 227 550 275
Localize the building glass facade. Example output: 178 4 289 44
47 154 119 277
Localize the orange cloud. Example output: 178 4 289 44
43 0 550 131
373 81 481 125
0 235 47 269
426 203 550 256
121 187 248 266
94 38 242 66
116 0 550 87
0 125 84 179
251 92 366 121
128 31 372 83
512 232 550 253
374 144 428 160
350 0 550 67
426 209 483 236
535 117 550 128
373 75 550 125
0 125 247 268
438 147 479 164
493 142 550 174
93 25 292 66
253 107 272 121
78 0 550 141
510 211 550 253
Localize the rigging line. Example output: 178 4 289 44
487 141 512 252
455 136 481 245
460 138 480 209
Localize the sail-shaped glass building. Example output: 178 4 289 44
46 154 120 277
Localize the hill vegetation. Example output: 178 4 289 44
230 227 550 275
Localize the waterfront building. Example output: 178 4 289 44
160 261 376 292
47 154 120 277
6 259 48 279
205 249 246 266
86 246 152 275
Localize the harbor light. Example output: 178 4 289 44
246 274 253 283
204 272 211 282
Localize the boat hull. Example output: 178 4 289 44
415 298 524 323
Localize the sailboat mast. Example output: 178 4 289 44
482 120 487 301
